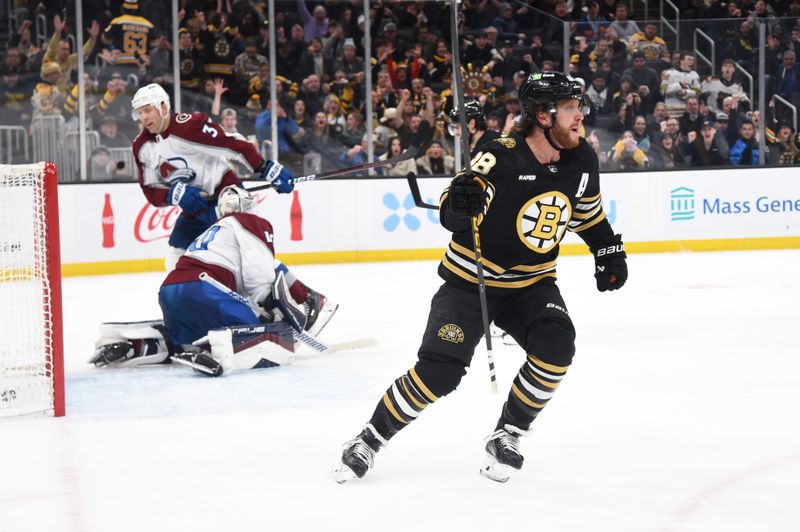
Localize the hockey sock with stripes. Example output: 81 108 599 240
368 367 440 441
497 353 568 431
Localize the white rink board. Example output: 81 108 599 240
57 167 800 266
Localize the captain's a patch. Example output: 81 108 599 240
438 324 465 344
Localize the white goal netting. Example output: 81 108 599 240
0 162 63 417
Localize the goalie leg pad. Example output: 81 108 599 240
92 320 170 367
202 322 296 373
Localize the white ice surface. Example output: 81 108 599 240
2 250 799 532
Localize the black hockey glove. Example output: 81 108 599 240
448 171 488 218
591 234 628 292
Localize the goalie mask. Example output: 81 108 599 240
218 185 255 216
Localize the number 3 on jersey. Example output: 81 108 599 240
470 151 497 175
202 124 218 138
188 226 221 252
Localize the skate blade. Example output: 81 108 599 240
171 355 222 377
501 333 519 346
308 301 339 336
479 456 514 483
331 463 358 484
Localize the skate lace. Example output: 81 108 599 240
344 438 376 468
497 431 520 455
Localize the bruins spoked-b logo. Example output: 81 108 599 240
517 192 571 253
438 324 465 344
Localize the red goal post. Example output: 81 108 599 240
0 162 64 417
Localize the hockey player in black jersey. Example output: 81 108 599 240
448 99 503 154
333 72 628 483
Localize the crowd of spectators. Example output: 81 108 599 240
2 0 800 180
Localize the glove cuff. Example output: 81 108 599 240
263 161 284 183
168 182 186 206
591 234 626 259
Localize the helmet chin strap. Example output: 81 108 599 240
543 127 565 152
157 106 170 135
536 108 564 152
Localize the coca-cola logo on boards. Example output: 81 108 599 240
133 192 267 243
135 204 180 242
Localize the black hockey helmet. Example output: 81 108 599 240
449 99 485 124
518 72 590 120
448 99 486 135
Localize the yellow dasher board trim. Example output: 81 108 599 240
58 237 800 277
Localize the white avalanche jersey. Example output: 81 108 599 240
660 68 701 117
133 112 264 206
163 212 276 305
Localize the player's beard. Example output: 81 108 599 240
550 123 580 149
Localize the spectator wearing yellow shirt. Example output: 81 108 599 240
41 15 100 94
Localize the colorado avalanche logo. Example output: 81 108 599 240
175 113 192 124
157 157 194 183
517 192 571 253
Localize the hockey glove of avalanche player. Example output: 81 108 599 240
168 181 207 214
448 171 488 218
258 159 294 193
591 234 628 292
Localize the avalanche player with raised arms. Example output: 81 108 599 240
333 72 628 483
91 186 337 376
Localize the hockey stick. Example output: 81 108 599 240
245 121 434 193
450 0 497 394
406 172 441 210
198 273 370 354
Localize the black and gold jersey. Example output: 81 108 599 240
103 14 155 66
474 129 502 152
438 133 614 291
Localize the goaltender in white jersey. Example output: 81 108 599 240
90 186 338 376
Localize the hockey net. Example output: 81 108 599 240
0 162 64 417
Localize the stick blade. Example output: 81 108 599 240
406 172 439 210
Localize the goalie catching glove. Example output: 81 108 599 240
256 159 294 193
591 234 628 292
448 170 488 218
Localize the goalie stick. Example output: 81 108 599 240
198 273 374 354
245 120 434 193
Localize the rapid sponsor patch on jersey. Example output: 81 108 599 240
517 192 571 253
496 137 516 149
437 324 465 344
519 174 537 181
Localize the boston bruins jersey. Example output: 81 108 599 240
438 133 614 291
103 14 155 66
474 129 502 152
